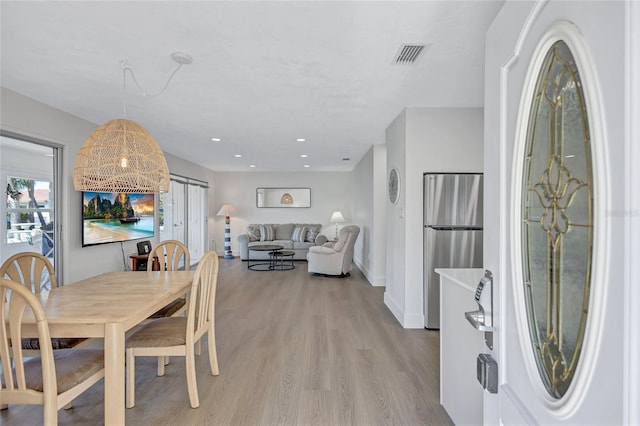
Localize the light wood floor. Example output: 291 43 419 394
1 259 453 425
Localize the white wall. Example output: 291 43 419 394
0 87 217 283
385 110 408 323
351 144 386 286
212 171 353 256
385 107 483 328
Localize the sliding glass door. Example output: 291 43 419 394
1 135 62 283
159 174 208 266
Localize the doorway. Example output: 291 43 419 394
1 134 62 284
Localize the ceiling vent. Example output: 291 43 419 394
393 43 428 65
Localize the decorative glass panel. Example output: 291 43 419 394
520 40 593 398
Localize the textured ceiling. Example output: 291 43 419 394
0 1 504 172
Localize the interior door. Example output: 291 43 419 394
170 179 186 243
483 2 637 424
188 183 204 263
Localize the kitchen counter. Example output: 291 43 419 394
436 268 485 426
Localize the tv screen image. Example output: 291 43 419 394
82 192 155 247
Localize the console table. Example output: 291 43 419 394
129 254 160 271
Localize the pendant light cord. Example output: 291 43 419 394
120 58 185 117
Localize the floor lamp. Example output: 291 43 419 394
217 204 237 259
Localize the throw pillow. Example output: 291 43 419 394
275 223 295 240
259 224 274 241
305 226 320 243
292 226 307 242
247 225 260 242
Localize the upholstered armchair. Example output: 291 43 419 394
307 225 360 276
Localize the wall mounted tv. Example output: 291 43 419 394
82 192 155 247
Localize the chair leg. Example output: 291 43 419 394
43 397 57 425
126 349 136 408
208 327 219 376
195 339 202 356
185 346 199 408
157 356 165 376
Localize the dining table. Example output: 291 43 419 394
19 270 194 425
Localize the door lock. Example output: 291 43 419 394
465 270 495 349
477 353 498 394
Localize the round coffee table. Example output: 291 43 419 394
269 250 295 271
248 245 284 271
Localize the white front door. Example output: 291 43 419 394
483 1 639 424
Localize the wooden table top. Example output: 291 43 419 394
30 271 194 331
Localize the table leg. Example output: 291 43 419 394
105 323 126 425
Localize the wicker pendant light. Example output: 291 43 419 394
73 53 192 194
73 119 170 193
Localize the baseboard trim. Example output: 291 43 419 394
384 292 404 326
383 292 425 329
353 257 385 287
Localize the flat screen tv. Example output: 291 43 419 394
82 191 155 247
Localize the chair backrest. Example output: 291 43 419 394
186 252 219 344
148 240 191 271
0 252 57 294
0 277 57 404
335 225 360 272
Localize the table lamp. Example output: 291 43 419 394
329 211 345 240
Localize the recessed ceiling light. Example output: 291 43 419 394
249 164 256 168
304 164 310 168
211 138 221 142
300 154 308 158
296 138 306 142
234 154 242 158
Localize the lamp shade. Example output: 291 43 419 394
217 204 237 217
329 211 345 223
73 119 170 193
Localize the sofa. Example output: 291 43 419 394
237 223 328 260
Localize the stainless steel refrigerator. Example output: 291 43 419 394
424 173 483 329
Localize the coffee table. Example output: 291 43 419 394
270 250 295 270
248 244 284 271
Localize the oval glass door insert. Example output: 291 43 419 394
520 40 593 399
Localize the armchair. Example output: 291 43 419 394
307 225 360 276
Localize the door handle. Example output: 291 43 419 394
465 310 495 332
465 270 495 349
